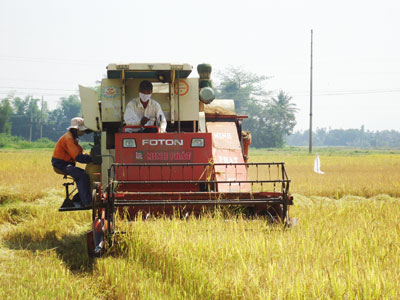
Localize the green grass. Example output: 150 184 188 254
0 133 92 150
0 134 55 149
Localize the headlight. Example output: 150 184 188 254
191 138 205 148
123 138 136 148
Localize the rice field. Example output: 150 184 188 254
0 149 399 299
250 149 400 198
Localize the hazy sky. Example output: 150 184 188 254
1 0 399 132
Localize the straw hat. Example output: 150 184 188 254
67 117 88 131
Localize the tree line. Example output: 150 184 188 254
0 94 91 142
286 127 400 148
0 67 298 148
4 67 395 148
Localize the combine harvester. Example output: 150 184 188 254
60 63 293 256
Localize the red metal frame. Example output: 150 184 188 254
106 129 292 218
115 131 213 192
104 160 291 219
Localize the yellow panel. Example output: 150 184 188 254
101 79 122 122
174 78 199 121
79 85 102 131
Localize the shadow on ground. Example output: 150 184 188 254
3 230 95 273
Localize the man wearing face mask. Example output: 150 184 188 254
124 80 167 133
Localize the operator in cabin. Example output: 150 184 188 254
124 80 167 133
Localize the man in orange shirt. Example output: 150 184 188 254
52 117 93 207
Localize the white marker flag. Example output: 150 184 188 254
314 153 325 174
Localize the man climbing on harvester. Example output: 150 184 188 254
52 117 93 208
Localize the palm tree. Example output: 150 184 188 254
271 90 297 114
269 90 298 136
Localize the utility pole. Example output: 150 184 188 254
29 96 33 142
309 29 313 154
40 96 43 139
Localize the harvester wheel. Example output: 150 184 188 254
87 230 95 258
88 189 105 258
104 187 115 250
91 188 102 221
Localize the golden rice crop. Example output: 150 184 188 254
1 149 400 299
0 150 61 203
2 196 399 299
107 198 400 299
1 149 399 203
0 150 88 203
250 152 400 198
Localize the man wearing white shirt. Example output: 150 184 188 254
124 80 167 133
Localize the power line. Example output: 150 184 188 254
1 85 399 100
1 85 399 96
291 89 400 97
317 89 400 96
0 55 106 66
0 91 76 97
0 86 76 92
0 77 78 85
